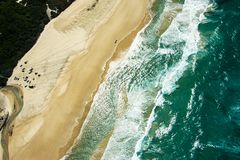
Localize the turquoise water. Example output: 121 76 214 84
68 0 240 159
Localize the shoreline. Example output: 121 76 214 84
61 11 151 160
7 0 151 159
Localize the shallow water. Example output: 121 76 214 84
68 0 240 159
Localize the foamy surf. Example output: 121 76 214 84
132 0 210 159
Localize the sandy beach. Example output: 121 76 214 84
6 0 150 159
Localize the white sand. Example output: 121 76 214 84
7 0 150 159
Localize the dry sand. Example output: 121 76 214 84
7 0 150 159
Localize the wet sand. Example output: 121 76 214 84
7 0 150 159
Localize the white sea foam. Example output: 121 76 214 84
132 0 210 159
106 16 152 80
95 13 154 160
101 89 152 160
155 115 176 138
69 19 153 159
190 139 202 158
186 83 197 118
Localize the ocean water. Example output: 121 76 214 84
68 0 240 159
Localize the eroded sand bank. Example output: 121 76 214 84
6 0 150 159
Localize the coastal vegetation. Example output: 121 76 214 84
0 0 74 86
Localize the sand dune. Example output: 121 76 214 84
6 0 150 159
